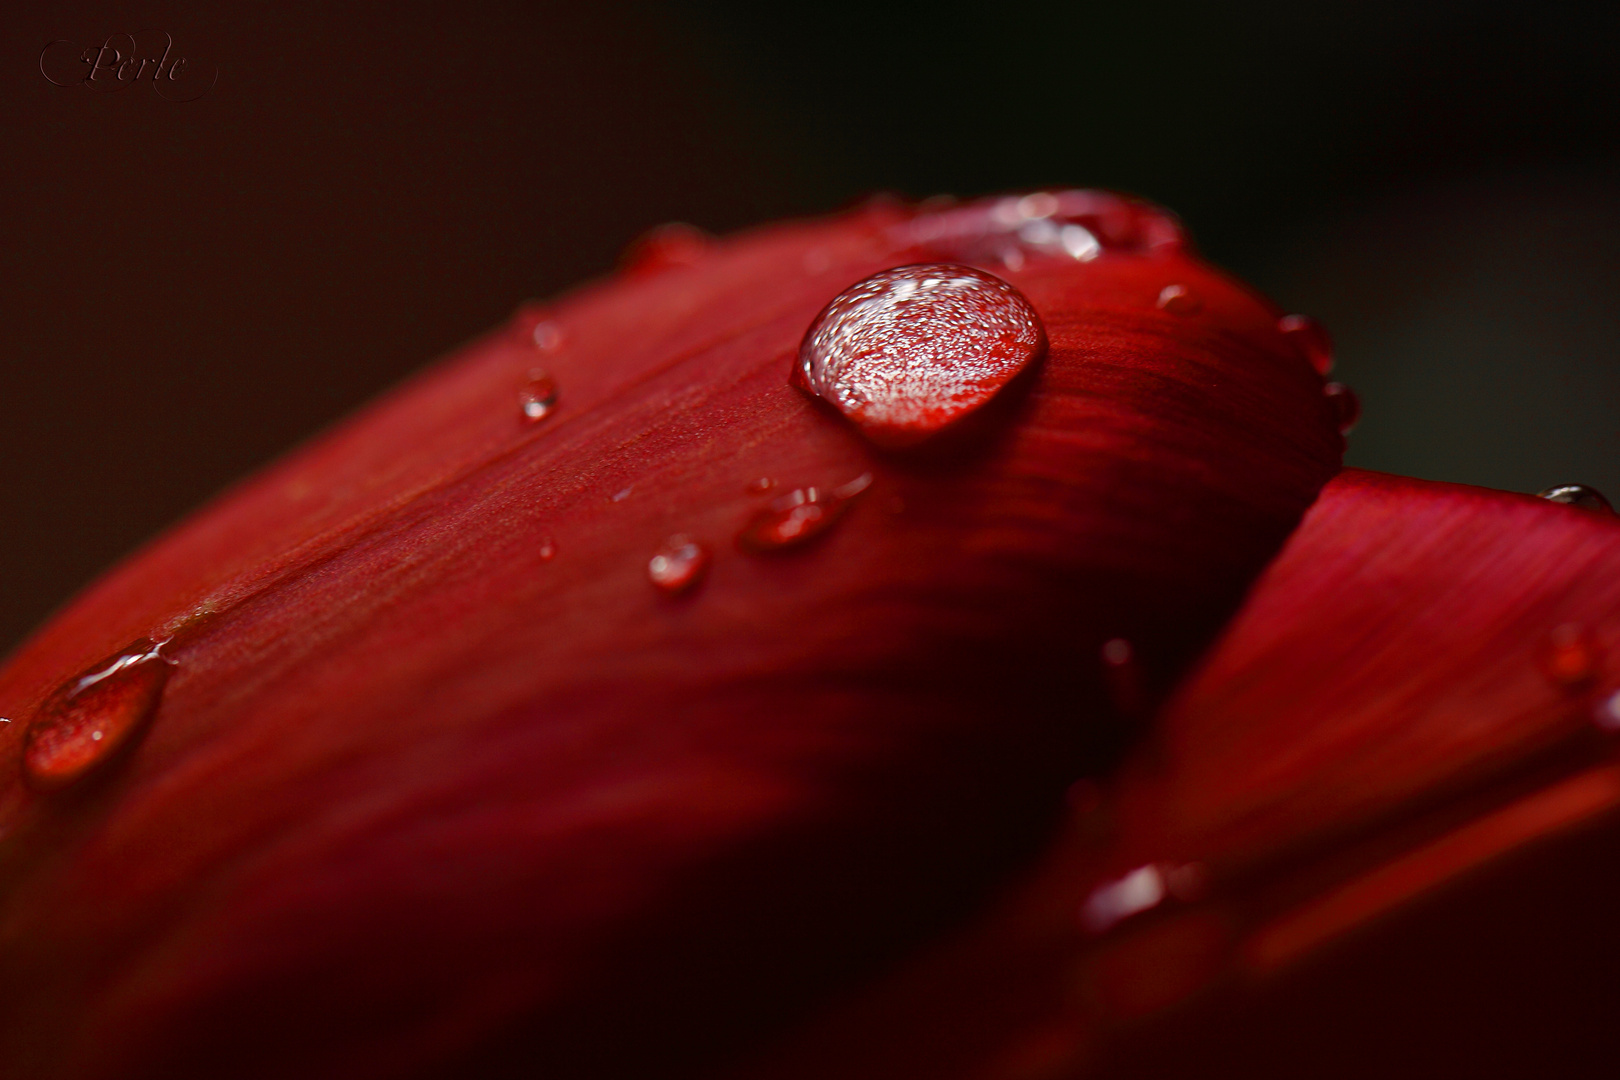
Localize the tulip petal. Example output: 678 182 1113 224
726 469 1620 1079
0 195 1338 1079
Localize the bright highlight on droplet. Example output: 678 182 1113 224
1156 283 1200 314
1323 382 1361 435
1278 314 1335 375
793 264 1046 447
1081 865 1167 933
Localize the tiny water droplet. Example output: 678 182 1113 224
621 222 712 273
738 473 873 552
1101 637 1147 717
519 371 559 422
532 322 563 351
538 536 557 562
1155 283 1201 315
611 487 632 503
23 639 172 792
745 477 776 494
1323 382 1360 434
1538 484 1615 514
1278 314 1335 375
647 535 711 595
905 189 1184 264
794 264 1046 447
1541 623 1598 688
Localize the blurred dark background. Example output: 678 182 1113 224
4 1 1618 654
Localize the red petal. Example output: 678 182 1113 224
0 194 1337 1078
726 469 1620 1079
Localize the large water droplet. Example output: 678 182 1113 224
738 473 873 552
1323 382 1361 434
519 370 559 422
794 265 1045 447
1541 623 1598 688
647 535 711 595
23 639 173 792
1278 314 1335 375
1538 484 1614 514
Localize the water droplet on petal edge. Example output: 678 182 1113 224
1323 382 1360 434
648 535 711 595
1539 484 1615 514
621 222 713 274
794 264 1045 447
23 639 173 792
1279 314 1335 376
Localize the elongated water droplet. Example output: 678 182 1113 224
23 639 172 792
647 535 710 595
1539 484 1614 514
519 370 559 422
1323 381 1360 434
1541 623 1597 687
794 265 1045 447
745 477 776 494
1278 314 1334 375
611 487 632 503
1156 283 1200 315
738 473 873 552
538 536 557 562
621 222 712 273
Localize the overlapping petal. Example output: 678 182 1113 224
0 195 1339 1079
726 469 1620 1079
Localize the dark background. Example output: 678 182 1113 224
4 1 1618 655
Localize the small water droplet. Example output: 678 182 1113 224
738 473 873 552
794 264 1046 447
1595 689 1620 732
1541 623 1598 688
1278 314 1335 375
611 487 632 503
745 477 776 494
1323 382 1361 434
647 535 711 595
1101 637 1147 717
23 639 172 792
1081 865 1167 933
1538 484 1615 514
519 371 559 422
1155 284 1201 315
621 222 712 273
538 536 557 562
532 321 563 351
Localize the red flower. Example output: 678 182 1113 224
0 192 1610 1078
